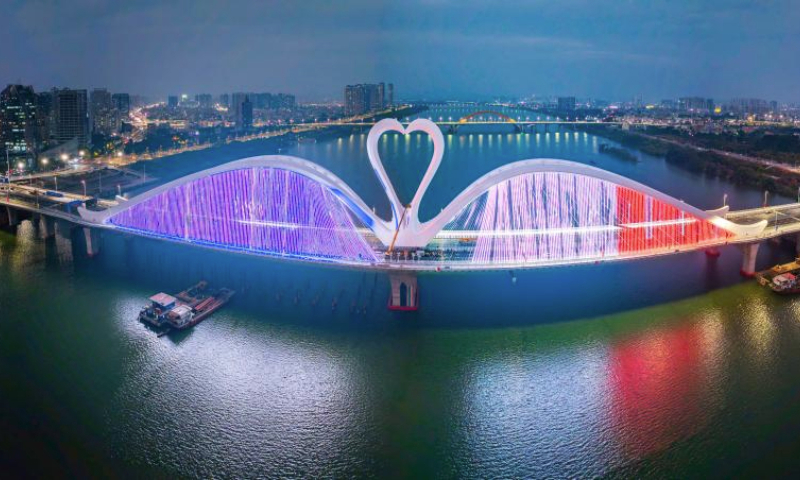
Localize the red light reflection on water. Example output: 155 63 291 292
607 321 711 459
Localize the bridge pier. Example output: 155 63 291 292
55 219 73 241
388 272 418 311
83 227 100 257
39 215 54 239
739 242 761 278
4 206 19 227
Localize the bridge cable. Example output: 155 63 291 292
386 204 410 256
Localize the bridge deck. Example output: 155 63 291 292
4 189 800 271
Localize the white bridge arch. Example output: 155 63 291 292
79 119 767 268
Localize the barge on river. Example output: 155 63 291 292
139 281 235 331
755 259 800 294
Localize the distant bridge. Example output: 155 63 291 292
299 119 624 134
458 110 518 123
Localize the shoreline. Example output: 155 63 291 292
579 124 800 199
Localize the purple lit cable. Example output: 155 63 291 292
109 168 377 262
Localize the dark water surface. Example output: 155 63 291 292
4 113 800 477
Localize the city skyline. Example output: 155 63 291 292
2 0 799 102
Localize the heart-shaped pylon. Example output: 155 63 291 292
366 118 445 249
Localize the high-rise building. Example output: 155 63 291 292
36 90 54 147
251 93 271 109
376 83 385 110
678 97 713 114
90 88 117 136
195 93 213 108
344 83 389 116
230 93 254 131
218 93 230 108
1 84 38 160
275 93 296 110
387 83 394 107
230 92 247 125
557 96 576 112
240 96 253 130
53 88 89 147
167 95 178 108
112 93 130 115
728 98 770 116
345 85 365 116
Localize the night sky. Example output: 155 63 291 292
1 0 798 101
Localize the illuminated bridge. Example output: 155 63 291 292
4 119 800 309
71 119 790 273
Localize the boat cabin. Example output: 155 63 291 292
773 273 797 288
149 293 177 310
167 304 194 327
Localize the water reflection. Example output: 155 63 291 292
5 215 800 476
460 343 613 477
608 321 711 459
107 313 370 477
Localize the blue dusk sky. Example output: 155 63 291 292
1 0 798 101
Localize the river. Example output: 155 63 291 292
2 107 800 477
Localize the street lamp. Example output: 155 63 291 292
60 153 68 162
81 179 87 197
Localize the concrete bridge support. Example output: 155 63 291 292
388 272 418 311
4 206 19 227
83 227 100 257
54 219 73 241
739 242 762 278
39 215 54 239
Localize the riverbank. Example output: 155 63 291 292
581 125 800 198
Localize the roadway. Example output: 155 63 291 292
727 203 800 237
